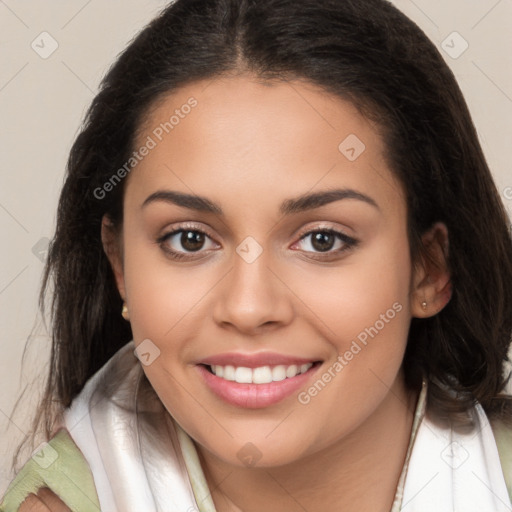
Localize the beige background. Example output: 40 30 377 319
1 0 511 493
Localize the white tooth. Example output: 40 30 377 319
272 365 287 381
300 363 312 374
252 366 273 384
235 366 253 384
224 365 236 381
215 365 223 378
285 365 298 378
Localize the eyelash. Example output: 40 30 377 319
156 222 359 261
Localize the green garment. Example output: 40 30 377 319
493 418 512 503
0 430 100 511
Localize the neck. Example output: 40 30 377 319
197 372 419 512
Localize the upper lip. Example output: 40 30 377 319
198 352 320 368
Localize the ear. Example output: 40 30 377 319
410 221 452 318
101 214 126 300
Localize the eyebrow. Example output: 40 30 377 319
141 188 380 215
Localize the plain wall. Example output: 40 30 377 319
1 0 511 493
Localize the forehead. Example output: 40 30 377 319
127 74 404 215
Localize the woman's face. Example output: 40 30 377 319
110 74 421 467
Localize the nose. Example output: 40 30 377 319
212 246 294 335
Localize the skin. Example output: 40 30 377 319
101 74 452 512
20 488 70 511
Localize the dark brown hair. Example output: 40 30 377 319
21 0 512 456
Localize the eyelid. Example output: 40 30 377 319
156 221 219 252
293 222 354 240
160 221 216 239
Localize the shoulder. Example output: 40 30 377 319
0 429 100 512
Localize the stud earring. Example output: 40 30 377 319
121 302 130 321
421 301 428 311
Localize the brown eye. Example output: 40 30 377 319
294 228 358 258
310 231 337 252
157 224 219 260
162 229 215 253
178 230 207 252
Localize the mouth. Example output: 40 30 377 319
196 355 322 408
202 362 316 384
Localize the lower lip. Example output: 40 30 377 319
197 364 319 408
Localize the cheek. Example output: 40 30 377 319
120 237 208 423
287 229 413 429
291 229 412 354
121 231 213 343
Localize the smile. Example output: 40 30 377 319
196 353 322 408
207 363 313 384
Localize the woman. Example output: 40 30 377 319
2 0 512 510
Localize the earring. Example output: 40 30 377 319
421 301 428 311
121 302 130 321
